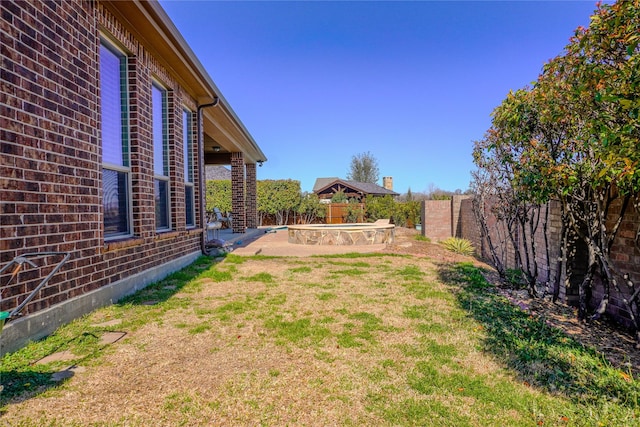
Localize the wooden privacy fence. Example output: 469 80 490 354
325 203 365 224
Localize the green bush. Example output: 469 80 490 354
330 190 348 203
364 195 396 222
296 193 326 224
206 180 231 212
364 196 420 228
344 202 364 223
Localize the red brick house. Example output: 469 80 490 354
1 0 266 353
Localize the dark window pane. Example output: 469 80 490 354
185 186 194 227
155 179 169 230
104 168 129 236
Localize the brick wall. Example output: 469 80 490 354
590 199 640 326
1 1 202 323
459 197 481 253
451 195 471 238
455 195 640 329
421 200 452 241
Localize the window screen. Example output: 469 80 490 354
100 39 130 238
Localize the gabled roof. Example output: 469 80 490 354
313 177 342 192
313 178 399 197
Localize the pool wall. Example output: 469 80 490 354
288 223 395 245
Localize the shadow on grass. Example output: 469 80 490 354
0 333 102 406
438 262 640 407
0 368 70 411
1 255 222 407
116 255 219 306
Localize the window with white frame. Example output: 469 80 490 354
100 38 131 239
183 109 195 227
152 82 170 231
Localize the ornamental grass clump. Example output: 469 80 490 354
441 237 475 256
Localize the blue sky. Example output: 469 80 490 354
160 0 600 194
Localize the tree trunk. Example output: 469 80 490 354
578 244 597 321
472 196 505 277
551 214 568 303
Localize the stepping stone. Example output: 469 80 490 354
99 331 126 345
36 350 78 365
141 300 158 306
163 285 177 290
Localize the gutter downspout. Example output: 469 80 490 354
197 97 220 254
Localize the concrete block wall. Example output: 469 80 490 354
451 195 471 238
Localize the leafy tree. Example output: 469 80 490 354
363 195 419 228
364 195 396 222
344 203 364 223
346 151 379 184
472 1 640 342
207 179 322 226
205 180 231 213
404 200 421 228
257 179 302 226
541 1 640 328
296 193 326 224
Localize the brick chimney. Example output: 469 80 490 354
383 176 393 191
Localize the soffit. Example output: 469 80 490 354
102 0 267 164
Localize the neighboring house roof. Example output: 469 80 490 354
313 178 399 197
206 165 232 181
104 0 266 165
313 177 342 192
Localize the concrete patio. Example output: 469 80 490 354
213 226 387 257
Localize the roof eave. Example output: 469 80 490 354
102 0 267 164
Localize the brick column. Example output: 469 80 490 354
451 195 471 238
246 163 258 228
231 152 246 233
422 199 452 241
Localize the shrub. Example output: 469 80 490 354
440 237 475 256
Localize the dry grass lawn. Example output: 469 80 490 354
1 228 638 426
